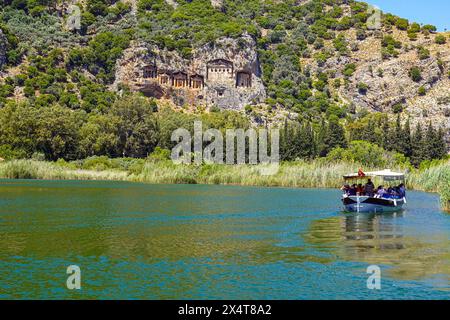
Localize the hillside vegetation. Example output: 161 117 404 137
0 1 448 170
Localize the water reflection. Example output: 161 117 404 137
305 212 450 282
0 181 449 298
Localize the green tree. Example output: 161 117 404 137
35 104 85 160
411 123 427 166
78 113 120 158
392 115 412 157
401 117 412 158
426 123 447 160
326 141 408 168
0 102 39 157
108 95 159 158
380 115 391 150
321 116 347 156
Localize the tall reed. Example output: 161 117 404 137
0 159 128 181
1 158 449 210
407 160 450 211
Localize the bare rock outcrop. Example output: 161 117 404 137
333 30 450 142
343 53 443 112
113 34 266 110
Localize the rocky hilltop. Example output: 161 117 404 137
0 0 449 137
111 0 449 135
333 28 450 130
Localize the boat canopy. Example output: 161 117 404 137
343 169 405 181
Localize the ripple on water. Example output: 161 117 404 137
0 180 449 299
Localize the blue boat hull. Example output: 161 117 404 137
342 196 405 213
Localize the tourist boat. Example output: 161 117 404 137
341 169 406 213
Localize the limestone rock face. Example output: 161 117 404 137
342 53 443 113
113 34 266 110
0 30 7 68
329 30 450 143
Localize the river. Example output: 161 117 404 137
0 179 449 299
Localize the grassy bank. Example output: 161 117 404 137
0 158 449 211
408 162 450 211
0 158 387 187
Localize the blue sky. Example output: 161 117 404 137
368 0 450 31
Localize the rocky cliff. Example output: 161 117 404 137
333 29 450 130
113 34 266 109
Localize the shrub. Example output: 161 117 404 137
148 147 171 162
418 86 426 96
343 63 356 77
382 35 402 48
377 68 384 77
0 145 27 160
381 36 401 58
333 34 348 55
357 82 368 94
417 46 430 60
422 24 437 33
82 156 114 171
408 23 421 33
395 18 409 30
407 32 417 41
326 141 408 168
392 103 404 113
409 67 422 82
435 34 447 44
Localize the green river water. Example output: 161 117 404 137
0 179 449 299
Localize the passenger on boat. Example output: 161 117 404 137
365 179 375 197
356 183 364 195
375 186 385 198
398 183 406 197
341 184 350 194
348 184 357 196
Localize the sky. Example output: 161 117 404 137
368 0 450 31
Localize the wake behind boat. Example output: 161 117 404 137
341 169 407 213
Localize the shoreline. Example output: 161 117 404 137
0 159 449 211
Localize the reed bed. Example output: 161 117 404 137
0 159 128 181
1 158 449 210
406 160 450 211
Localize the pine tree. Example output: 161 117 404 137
280 118 290 161
393 115 413 157
402 117 412 157
322 116 347 155
430 125 447 159
362 119 376 143
425 122 436 160
317 118 328 157
391 114 403 154
381 115 391 150
411 123 427 166
303 122 316 158
292 121 305 160
280 119 319 161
